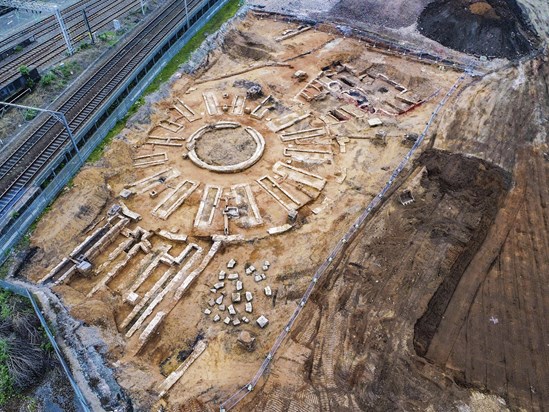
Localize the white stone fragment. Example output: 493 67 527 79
236 280 243 291
232 293 241 303
219 304 226 311
126 292 139 305
208 299 215 307
214 282 225 290
233 318 241 326
215 295 224 305
213 314 220 322
210 288 216 293
262 265 269 271
264 260 270 267
245 302 253 313
228 273 239 280
261 273 266 280
245 291 253 302
264 286 272 297
256 315 269 328
254 274 263 282
228 305 236 315
242 317 250 324
224 317 231 325
227 259 236 269
204 308 212 315
245 265 256 275
218 271 226 280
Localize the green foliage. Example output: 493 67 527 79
0 290 12 320
19 65 29 77
78 42 92 51
40 71 57 87
97 31 118 46
144 0 242 95
23 109 37 121
14 45 23 53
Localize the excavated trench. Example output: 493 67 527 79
413 150 511 357
417 0 538 58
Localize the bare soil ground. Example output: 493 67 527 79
10 3 549 412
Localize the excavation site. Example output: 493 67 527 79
0 0 547 411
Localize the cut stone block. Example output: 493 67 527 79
232 293 241 303
245 302 253 313
262 265 269 271
242 317 250 324
261 273 266 280
264 286 272 297
245 291 253 302
236 280 243 291
227 259 236 269
204 308 212 315
245 265 256 275
224 317 231 325
214 282 225 290
127 292 140 305
256 315 269 328
263 260 270 267
210 288 216 293
208 299 215 307
254 274 263 282
219 304 226 311
218 271 226 280
120 189 133 199
228 305 236 315
215 295 224 305
228 273 239 280
233 318 241 326
213 314 220 322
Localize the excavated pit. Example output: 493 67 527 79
417 0 538 58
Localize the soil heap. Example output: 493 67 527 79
417 0 538 58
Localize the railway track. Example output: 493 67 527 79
0 0 207 217
0 0 141 87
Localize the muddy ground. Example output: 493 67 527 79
7 2 549 412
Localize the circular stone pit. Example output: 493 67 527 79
187 122 266 173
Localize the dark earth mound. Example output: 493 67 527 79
418 0 538 58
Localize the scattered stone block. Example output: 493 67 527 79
245 302 253 313
242 317 250 324
215 295 224 305
228 273 239 280
233 318 241 326
254 274 263 282
261 273 266 280
228 305 236 315
238 331 256 351
245 291 253 302
204 308 211 315
208 299 215 307
214 282 225 290
224 317 231 325
218 271 226 280
256 315 269 328
213 314 220 322
219 304 226 311
127 292 140 305
210 288 216 293
227 259 236 269
232 293 241 303
245 265 256 275
293 70 308 81
119 189 133 199
368 118 383 127
262 265 269 271
236 280 243 291
264 286 272 297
